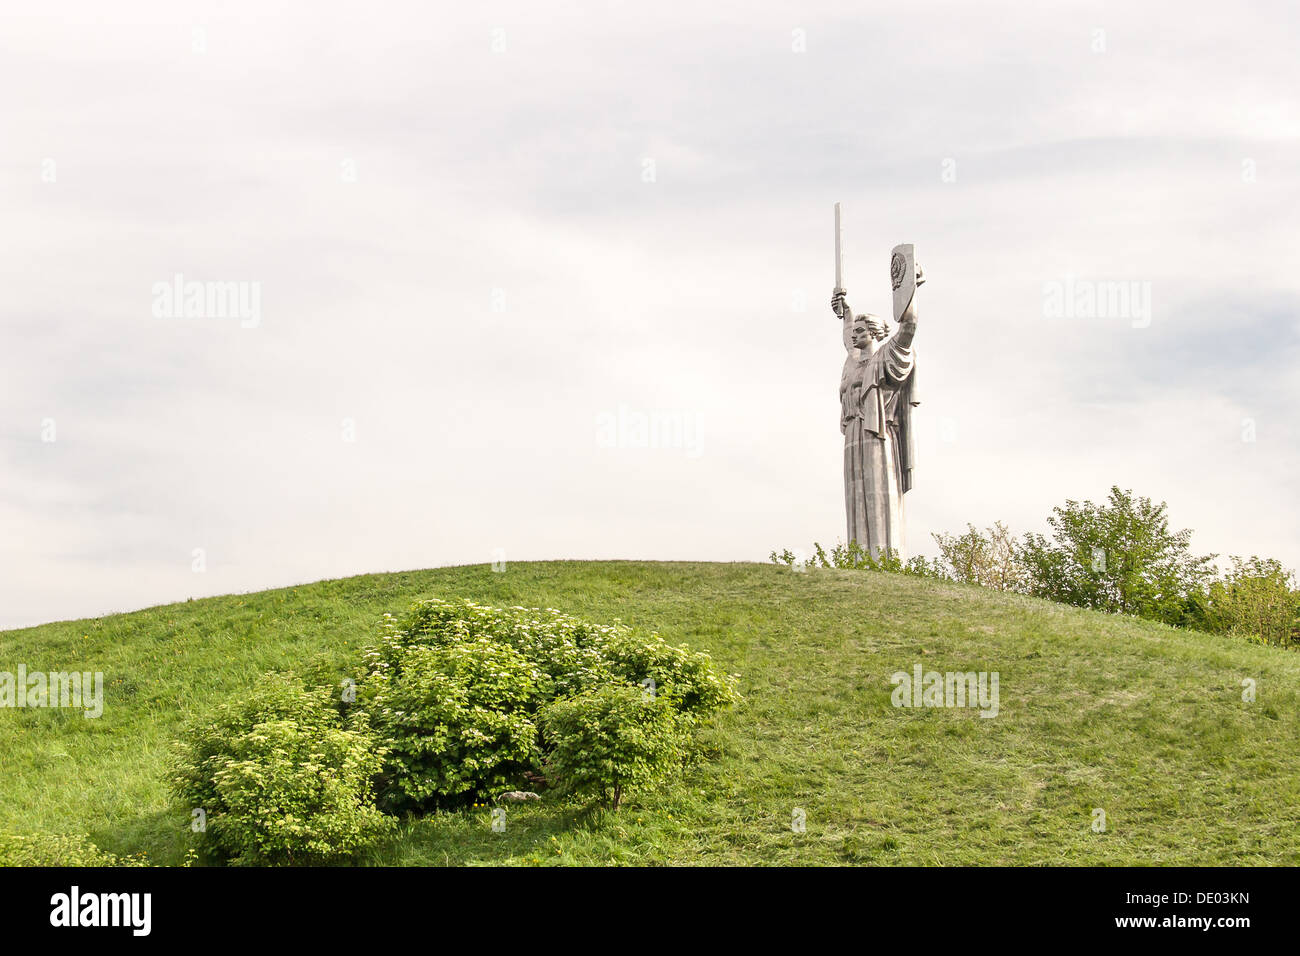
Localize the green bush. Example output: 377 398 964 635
0 829 149 867
362 638 543 809
171 599 739 853
1019 487 1215 626
361 598 739 809
540 684 685 809
170 674 392 865
771 490 1300 655
1195 556 1300 648
370 599 617 701
770 542 939 577
931 521 1027 592
597 631 740 724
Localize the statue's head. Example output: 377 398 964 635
850 313 890 350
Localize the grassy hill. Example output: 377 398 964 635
2 561 1298 866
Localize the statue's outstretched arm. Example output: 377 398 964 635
893 264 924 349
832 288 854 352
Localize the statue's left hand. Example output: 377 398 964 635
897 265 921 348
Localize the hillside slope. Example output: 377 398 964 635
2 561 1297 865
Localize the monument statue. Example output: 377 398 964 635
831 203 923 560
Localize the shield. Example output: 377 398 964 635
890 243 915 324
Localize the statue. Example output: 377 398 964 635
831 204 923 560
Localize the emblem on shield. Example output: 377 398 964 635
890 251 907 291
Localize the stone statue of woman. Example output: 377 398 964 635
831 253 923 560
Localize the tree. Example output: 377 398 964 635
1195 556 1299 647
539 685 684 810
1019 487 1215 626
931 521 1027 592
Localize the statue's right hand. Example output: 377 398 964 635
831 289 847 318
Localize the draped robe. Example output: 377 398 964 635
840 337 919 559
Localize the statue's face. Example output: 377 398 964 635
852 315 887 349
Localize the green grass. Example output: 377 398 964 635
2 560 1297 866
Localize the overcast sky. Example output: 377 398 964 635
2 0 1297 629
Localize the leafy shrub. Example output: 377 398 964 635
769 542 939 577
772 489 1298 655
540 684 685 809
362 638 543 809
1194 556 1300 648
0 829 149 867
361 598 739 809
171 674 392 865
370 599 617 701
931 521 1027 592
768 547 813 570
597 631 740 725
174 599 739 852
1018 487 1215 626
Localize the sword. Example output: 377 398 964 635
834 201 845 293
